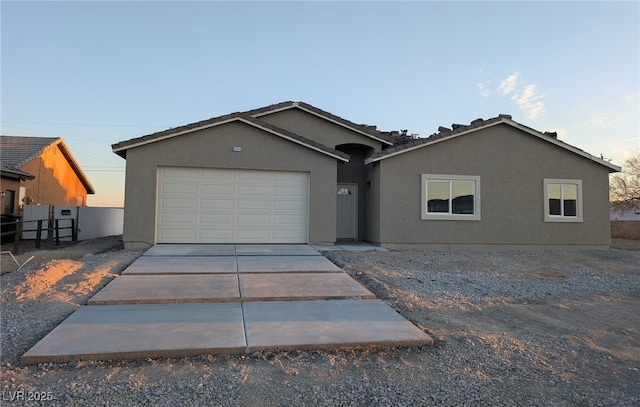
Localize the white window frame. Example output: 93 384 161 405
543 179 583 223
421 174 481 221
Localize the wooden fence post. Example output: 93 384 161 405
13 221 22 254
36 220 42 249
55 219 60 246
71 219 77 242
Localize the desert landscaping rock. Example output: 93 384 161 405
1 237 639 406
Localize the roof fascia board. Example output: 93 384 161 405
54 139 96 194
112 116 349 162
253 103 394 146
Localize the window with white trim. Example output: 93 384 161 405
421 175 481 220
543 179 583 222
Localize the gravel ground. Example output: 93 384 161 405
1 238 639 406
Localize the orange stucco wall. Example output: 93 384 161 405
20 146 88 206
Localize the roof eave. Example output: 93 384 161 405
0 169 35 180
54 139 96 194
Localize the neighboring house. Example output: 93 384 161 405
112 101 620 250
0 136 95 213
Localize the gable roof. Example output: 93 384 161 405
0 136 96 193
111 101 394 159
365 115 622 173
249 101 396 145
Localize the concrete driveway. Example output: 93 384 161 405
22 244 433 364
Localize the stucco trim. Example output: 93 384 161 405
420 174 481 221
365 118 622 173
543 178 584 223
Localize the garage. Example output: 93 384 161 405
156 167 309 243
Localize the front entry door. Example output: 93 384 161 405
336 183 357 240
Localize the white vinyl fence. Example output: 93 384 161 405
77 207 124 241
21 205 123 241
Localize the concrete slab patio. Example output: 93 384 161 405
21 244 434 365
88 274 241 305
144 244 236 256
239 273 376 301
22 303 247 364
244 300 429 351
123 256 237 275
237 255 341 273
22 300 431 364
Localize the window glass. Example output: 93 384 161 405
452 180 475 214
337 187 351 195
548 184 562 216
563 184 577 217
427 181 449 213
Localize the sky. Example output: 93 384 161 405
1 1 638 207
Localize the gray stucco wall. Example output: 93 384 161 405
259 108 385 151
121 121 338 249
374 124 612 249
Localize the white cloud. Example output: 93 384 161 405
498 73 519 96
477 71 546 119
477 81 491 98
586 117 609 126
512 84 545 119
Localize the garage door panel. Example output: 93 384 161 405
237 214 270 224
157 167 308 243
163 167 198 179
201 199 235 209
273 214 304 225
236 229 271 240
237 200 270 210
162 183 197 194
161 198 197 209
160 213 197 224
199 228 235 239
200 213 234 224
201 170 234 181
273 200 305 210
273 186 306 197
159 228 197 240
201 185 235 195
273 229 306 239
237 171 271 181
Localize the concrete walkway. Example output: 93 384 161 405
22 244 433 364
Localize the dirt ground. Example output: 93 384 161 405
1 237 639 406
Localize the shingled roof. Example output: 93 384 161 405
111 101 394 158
365 115 621 173
0 136 95 193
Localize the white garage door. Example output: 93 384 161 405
156 167 309 243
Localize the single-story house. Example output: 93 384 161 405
0 136 95 212
112 101 620 250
